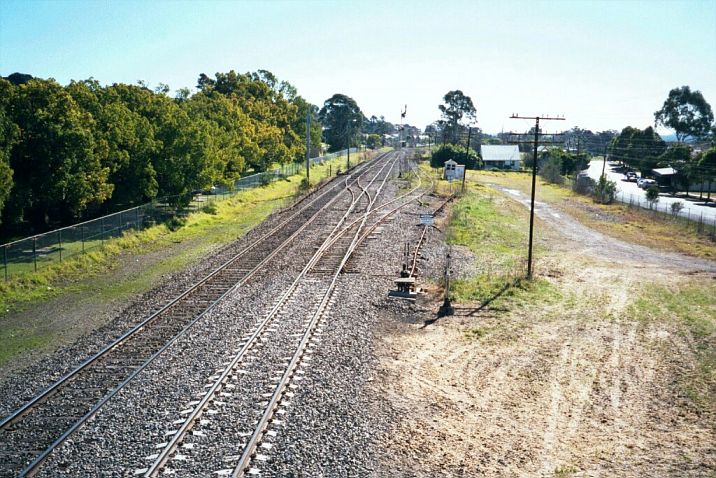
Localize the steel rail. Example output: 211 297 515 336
231 157 401 477
2 151 390 432
143 153 399 477
7 152 394 478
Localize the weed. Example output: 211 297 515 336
554 465 579 477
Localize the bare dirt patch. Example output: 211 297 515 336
376 187 715 477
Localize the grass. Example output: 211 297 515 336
0 150 384 365
629 282 716 410
443 179 558 307
470 170 716 259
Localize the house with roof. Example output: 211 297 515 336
480 145 521 170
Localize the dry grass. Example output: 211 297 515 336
470 170 715 259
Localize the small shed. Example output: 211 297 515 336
652 167 677 187
443 159 465 180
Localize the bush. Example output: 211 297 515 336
646 186 660 208
573 176 595 195
165 216 187 231
200 203 218 215
298 177 311 191
592 175 617 204
670 201 684 216
430 144 482 169
539 156 564 184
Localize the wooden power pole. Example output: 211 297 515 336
509 114 565 278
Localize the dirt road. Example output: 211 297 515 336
376 185 715 477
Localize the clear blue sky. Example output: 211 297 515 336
1 0 715 135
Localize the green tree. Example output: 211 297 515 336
698 147 716 201
645 186 660 208
0 79 18 223
366 134 381 149
539 155 564 184
429 144 481 170
66 80 160 209
593 175 617 204
319 94 363 152
608 126 666 175
660 143 694 195
7 78 112 228
438 90 476 144
655 86 714 142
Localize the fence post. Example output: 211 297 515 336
3 245 7 281
135 206 140 229
58 229 62 262
101 217 105 245
33 237 37 272
81 226 85 253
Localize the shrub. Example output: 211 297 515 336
573 176 595 195
592 175 617 204
298 177 311 191
670 201 684 216
646 186 660 208
200 203 218 215
539 156 564 184
165 216 187 231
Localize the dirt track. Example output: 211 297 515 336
377 186 715 477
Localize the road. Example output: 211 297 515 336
585 159 716 224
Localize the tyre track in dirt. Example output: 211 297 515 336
377 184 715 477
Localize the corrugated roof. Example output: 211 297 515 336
652 167 677 176
481 145 520 162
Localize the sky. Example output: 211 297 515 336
1 0 715 135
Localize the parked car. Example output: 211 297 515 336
638 179 656 189
625 172 637 182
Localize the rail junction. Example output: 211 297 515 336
0 149 451 477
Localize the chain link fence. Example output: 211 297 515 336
619 191 716 240
0 149 359 281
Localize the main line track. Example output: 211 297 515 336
140 150 409 477
0 151 395 478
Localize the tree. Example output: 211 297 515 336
0 79 18 223
319 94 363 152
430 144 481 170
698 147 716 201
593 175 617 204
7 78 112 228
660 143 694 195
438 90 476 144
645 186 660 208
655 86 714 142
366 134 381 150
539 155 564 184
608 126 666 175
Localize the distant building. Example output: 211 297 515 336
481 145 521 170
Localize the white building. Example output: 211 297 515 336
481 145 521 170
443 159 465 180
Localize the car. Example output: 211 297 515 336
638 179 656 189
625 172 637 182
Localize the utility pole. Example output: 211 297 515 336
346 121 351 171
306 110 311 181
601 144 608 178
461 126 472 194
509 114 565 279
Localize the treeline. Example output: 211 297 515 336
0 70 323 236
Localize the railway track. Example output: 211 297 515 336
0 151 394 478
136 152 409 477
